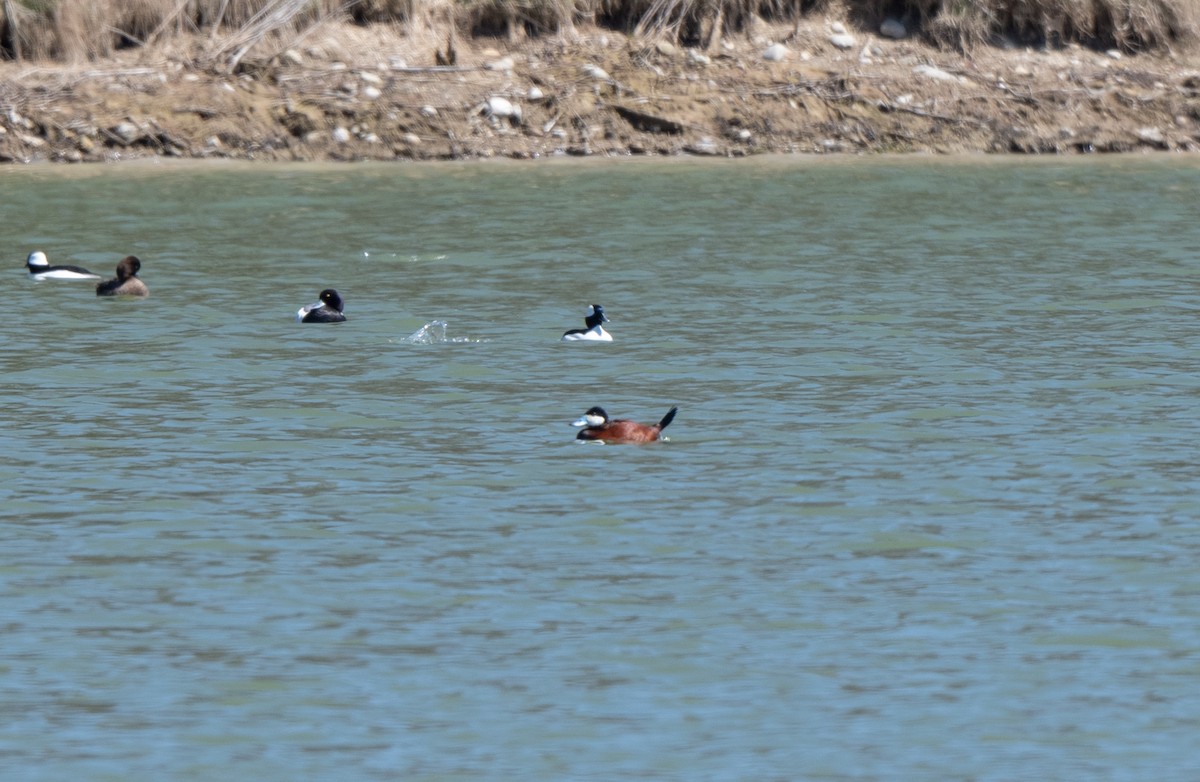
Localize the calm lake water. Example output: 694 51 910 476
2 154 1200 780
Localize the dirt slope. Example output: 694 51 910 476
1 19 1198 163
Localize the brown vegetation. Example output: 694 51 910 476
1 0 1197 66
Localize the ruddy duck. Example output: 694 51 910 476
297 289 346 323
573 406 677 443
562 304 612 342
26 251 100 281
95 256 149 297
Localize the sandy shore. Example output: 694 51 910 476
2 19 1198 163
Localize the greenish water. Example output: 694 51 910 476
2 155 1200 780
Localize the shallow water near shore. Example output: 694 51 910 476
3 155 1200 780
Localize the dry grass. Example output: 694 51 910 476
0 0 1196 64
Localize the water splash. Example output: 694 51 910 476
399 320 482 344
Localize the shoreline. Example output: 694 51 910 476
2 19 1198 164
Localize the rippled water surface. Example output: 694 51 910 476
3 155 1200 780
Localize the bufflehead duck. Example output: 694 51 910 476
562 304 612 342
95 256 149 297
573 406 677 443
26 251 100 281
297 289 346 323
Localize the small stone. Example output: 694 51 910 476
656 41 677 57
831 21 847 34
281 49 303 66
528 86 545 101
485 56 515 71
1136 126 1166 146
829 33 856 50
332 126 351 143
360 71 382 85
403 133 422 145
420 106 438 117
485 96 518 118
363 86 382 100
762 44 789 62
113 121 141 143
880 18 906 39
914 64 961 82
582 64 609 80
688 50 711 65
1106 49 1123 60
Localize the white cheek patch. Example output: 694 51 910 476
585 414 605 427
27 252 49 267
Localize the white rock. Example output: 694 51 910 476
403 133 422 145
582 64 609 80
485 96 518 118
830 33 856 50
420 105 438 117
914 64 961 82
688 50 711 65
332 126 351 143
1106 49 1123 60
528 86 545 101
1137 126 1165 144
733 128 752 141
831 21 847 34
880 18 906 39
762 43 789 62
360 71 383 85
113 121 141 143
656 41 677 57
281 49 304 66
362 86 382 100
486 56 515 71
